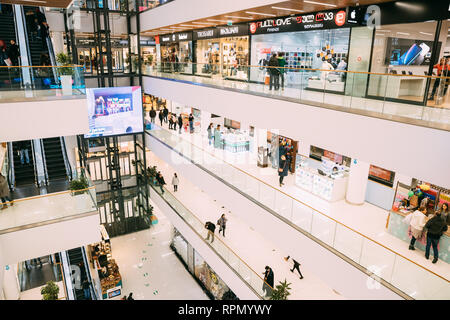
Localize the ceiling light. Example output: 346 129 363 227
271 6 304 12
180 25 196 27
375 29 391 32
191 22 211 25
396 32 410 35
225 15 254 20
303 0 337 7
419 32 433 36
169 26 185 29
245 11 276 17
207 19 231 22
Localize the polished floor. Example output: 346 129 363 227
148 121 450 283
110 211 209 300
149 151 345 300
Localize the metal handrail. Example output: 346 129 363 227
60 136 73 181
39 139 49 186
29 140 39 187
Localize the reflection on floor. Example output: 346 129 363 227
110 210 209 300
11 179 70 200
19 256 61 291
149 151 345 300
144 70 450 125
147 121 450 281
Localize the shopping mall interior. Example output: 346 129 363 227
0 0 449 302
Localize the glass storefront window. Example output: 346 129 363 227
250 28 350 92
221 36 249 81
195 39 220 76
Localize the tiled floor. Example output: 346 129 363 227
110 210 209 300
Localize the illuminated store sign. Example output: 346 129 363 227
249 9 348 34
160 32 192 43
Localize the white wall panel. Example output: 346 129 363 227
140 0 283 31
0 98 88 143
143 76 450 189
147 132 404 300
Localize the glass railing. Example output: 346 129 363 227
143 62 450 127
0 65 86 103
137 0 175 12
146 126 450 300
0 168 96 234
149 179 271 299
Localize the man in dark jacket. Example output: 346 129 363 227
277 52 287 90
156 171 166 194
424 211 448 263
149 108 156 123
163 107 169 123
205 221 216 243
278 155 289 187
268 53 280 91
158 109 164 126
7 40 19 66
284 256 303 279
177 114 183 134
17 140 30 165
262 266 274 297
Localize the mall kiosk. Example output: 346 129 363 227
388 181 450 263
88 226 123 299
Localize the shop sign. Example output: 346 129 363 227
249 9 348 35
159 32 192 43
218 24 248 37
193 28 219 40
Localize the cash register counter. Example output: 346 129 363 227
295 157 348 202
387 208 450 264
222 132 250 153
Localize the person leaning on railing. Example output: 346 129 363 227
428 57 448 101
0 172 13 209
424 210 448 263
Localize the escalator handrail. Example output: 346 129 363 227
38 139 49 186
39 6 59 85
60 136 73 180
59 251 76 300
29 140 39 186
81 246 98 300
7 142 15 190
15 5 36 88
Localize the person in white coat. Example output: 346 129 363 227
171 173 179 192
409 206 428 250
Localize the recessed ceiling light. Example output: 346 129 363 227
271 6 304 12
419 32 433 36
169 26 185 29
225 15 254 20
245 11 276 17
303 0 337 7
191 22 211 25
180 25 196 27
375 29 391 32
207 19 231 22
396 32 410 35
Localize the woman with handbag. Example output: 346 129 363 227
278 155 289 187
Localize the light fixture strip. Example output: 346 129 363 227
303 0 337 7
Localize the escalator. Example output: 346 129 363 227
0 4 19 89
42 137 68 181
23 5 49 66
12 140 36 186
67 247 93 300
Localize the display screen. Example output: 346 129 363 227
85 86 143 138
385 38 438 66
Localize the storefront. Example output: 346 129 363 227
222 118 251 153
140 39 157 73
157 32 193 74
267 132 298 173
193 25 249 80
170 228 239 300
389 181 450 263
249 9 351 93
87 226 123 299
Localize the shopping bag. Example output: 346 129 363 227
265 75 270 85
4 58 12 66
402 213 412 225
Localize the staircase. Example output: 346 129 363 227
12 140 36 186
0 6 20 89
42 137 67 181
67 248 91 300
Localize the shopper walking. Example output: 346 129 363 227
408 206 428 250
172 173 179 192
284 256 303 279
156 171 166 194
207 123 214 146
262 266 274 298
205 221 216 243
0 173 13 209
217 214 227 237
428 57 447 101
149 108 156 123
277 52 287 90
127 292 134 300
214 125 222 149
173 115 177 131
177 114 183 134
278 155 288 187
188 113 194 134
158 109 164 126
268 53 280 91
163 107 169 123
17 140 30 165
424 211 448 263
82 279 91 300
168 114 174 129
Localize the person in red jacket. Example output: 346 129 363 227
428 57 448 100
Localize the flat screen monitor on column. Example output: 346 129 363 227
85 86 143 138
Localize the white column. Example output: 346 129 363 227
2 265 20 300
298 139 311 158
254 128 267 157
346 159 370 205
200 110 211 132
51 32 65 55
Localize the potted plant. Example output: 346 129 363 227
41 281 59 300
146 166 158 184
270 279 291 300
56 52 74 95
69 176 89 196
